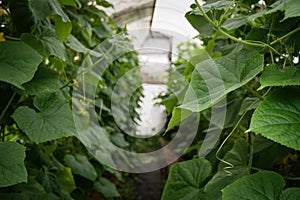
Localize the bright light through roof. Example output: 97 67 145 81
152 0 198 38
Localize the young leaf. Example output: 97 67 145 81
222 171 285 200
161 158 211 200
166 108 193 132
59 0 77 7
180 47 264 112
55 15 72 41
0 142 27 187
259 64 300 90
250 88 300 150
185 11 213 37
64 154 97 181
204 139 250 200
57 167 76 193
93 177 120 199
12 93 76 143
0 41 42 89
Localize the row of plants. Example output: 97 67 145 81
160 0 300 199
0 0 142 199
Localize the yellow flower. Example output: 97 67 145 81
0 32 5 42
0 9 5 16
73 79 79 87
79 108 86 116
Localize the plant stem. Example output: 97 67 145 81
247 132 254 170
219 0 235 26
244 85 264 100
0 125 4 142
216 98 261 174
0 92 16 123
4 35 21 41
284 176 300 181
270 27 300 45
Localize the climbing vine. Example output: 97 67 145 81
161 0 300 199
0 0 142 199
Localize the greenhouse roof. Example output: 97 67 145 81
105 0 198 39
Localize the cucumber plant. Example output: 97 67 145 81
0 0 142 199
161 0 300 199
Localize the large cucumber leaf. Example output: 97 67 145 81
13 93 76 143
222 171 285 200
21 27 68 60
180 46 263 112
0 142 27 187
161 158 211 200
250 88 300 150
0 41 42 89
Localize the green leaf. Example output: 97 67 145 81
0 41 42 89
36 166 61 195
96 0 113 8
29 0 72 40
57 167 76 193
12 93 76 143
21 27 68 60
29 0 70 22
248 0 300 22
222 17 247 30
55 16 72 41
64 154 97 181
180 47 264 112
259 64 300 90
266 0 300 21
93 177 120 198
166 108 193 132
202 94 243 128
59 0 77 7
0 142 27 187
282 188 300 200
161 158 211 200
66 35 102 57
239 97 261 115
65 35 90 53
0 193 60 200
110 132 129 148
204 139 250 200
186 1 232 36
222 171 285 200
250 88 300 150
185 11 213 36
19 65 59 95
